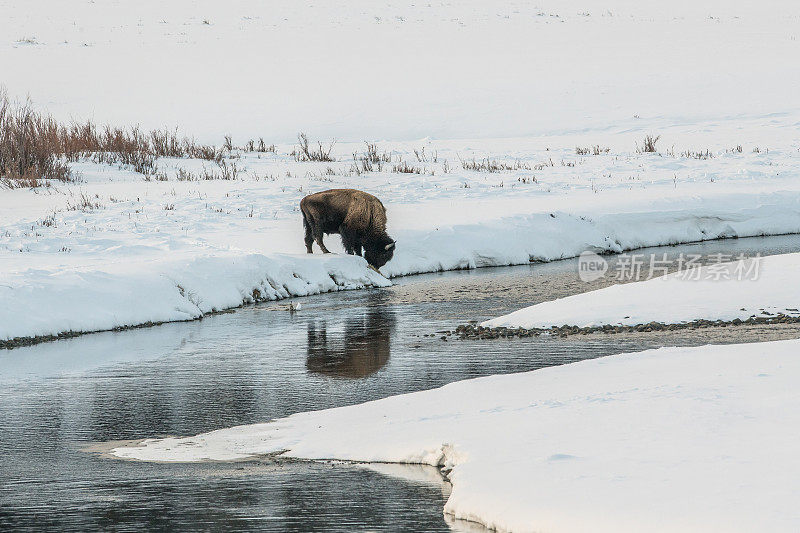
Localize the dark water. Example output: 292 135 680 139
2 235 800 532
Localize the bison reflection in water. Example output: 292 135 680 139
306 309 396 378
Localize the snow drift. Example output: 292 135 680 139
483 251 800 329
0 253 390 343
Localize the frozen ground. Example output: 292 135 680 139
484 251 800 329
4 0 800 341
112 339 800 532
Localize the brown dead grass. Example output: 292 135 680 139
0 92 228 188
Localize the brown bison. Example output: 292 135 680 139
300 189 396 269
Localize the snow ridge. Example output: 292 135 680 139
0 253 390 344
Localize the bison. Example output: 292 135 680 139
300 189 396 269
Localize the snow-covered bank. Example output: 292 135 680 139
0 253 389 344
483 251 800 330
112 339 800 532
4 156 800 344
383 188 800 277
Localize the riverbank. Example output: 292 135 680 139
4 155 800 346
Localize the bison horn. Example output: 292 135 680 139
385 241 396 251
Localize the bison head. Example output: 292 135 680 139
365 237 395 269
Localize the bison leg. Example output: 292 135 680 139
304 219 314 253
313 229 330 253
340 234 354 255
340 229 360 256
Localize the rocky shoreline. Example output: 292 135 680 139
444 313 800 340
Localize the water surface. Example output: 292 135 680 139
2 235 800 531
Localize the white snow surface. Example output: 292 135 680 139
112 339 800 532
3 1 800 143
4 140 800 341
484 252 800 329
5 0 800 340
0 252 390 341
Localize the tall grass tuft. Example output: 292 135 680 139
637 135 660 153
0 92 236 187
460 157 531 172
0 92 72 187
292 133 335 162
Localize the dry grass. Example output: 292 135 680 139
637 135 660 153
352 142 392 173
0 92 233 187
60 122 225 167
576 145 610 156
363 142 392 164
292 133 336 162
242 138 276 153
681 149 714 160
256 138 276 153
460 157 531 172
174 160 243 181
66 191 103 212
413 147 437 163
0 93 72 187
392 160 422 174
216 160 240 180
